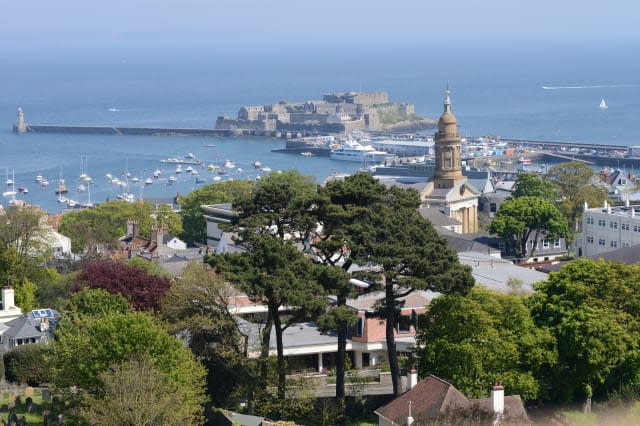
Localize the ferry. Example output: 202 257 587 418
330 141 394 163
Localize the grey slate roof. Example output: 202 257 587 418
418 207 461 227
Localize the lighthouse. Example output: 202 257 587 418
13 107 27 134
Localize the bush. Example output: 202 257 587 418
3 344 52 386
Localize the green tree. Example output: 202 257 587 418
208 235 326 401
50 311 206 418
312 173 384 422
79 356 201 426
347 178 475 396
160 262 250 407
70 288 131 316
511 172 557 201
417 287 557 400
235 170 318 240
489 196 570 260
0 205 53 309
177 180 255 244
529 259 640 401
3 344 53 386
547 161 607 231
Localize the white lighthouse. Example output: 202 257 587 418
13 107 27 133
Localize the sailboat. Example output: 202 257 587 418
3 169 17 199
599 98 608 110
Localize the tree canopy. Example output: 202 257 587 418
50 310 206 421
489 196 570 259
529 258 640 401
417 287 557 400
160 262 249 406
345 174 475 395
547 161 607 231
511 172 557 201
75 260 172 311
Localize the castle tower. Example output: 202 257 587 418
13 107 27 134
434 90 464 189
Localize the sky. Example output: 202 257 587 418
1 0 639 49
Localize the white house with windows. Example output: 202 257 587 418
578 200 640 257
0 287 58 352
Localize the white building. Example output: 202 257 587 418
578 200 640 257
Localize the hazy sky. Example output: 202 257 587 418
1 0 638 49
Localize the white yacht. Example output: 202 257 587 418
168 176 177 183
116 192 135 203
175 165 183 173
153 169 162 178
330 140 394 163
145 177 153 185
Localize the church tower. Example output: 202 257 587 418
423 88 479 234
434 90 464 189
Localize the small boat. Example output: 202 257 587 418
116 192 135 203
223 160 235 169
57 195 68 204
35 175 43 183
17 187 26 193
207 164 219 171
213 176 222 181
131 177 140 183
168 176 177 183
217 168 227 175
301 151 314 156
106 173 113 180
600 98 608 110
252 161 262 169
236 168 244 174
175 165 183 173
517 157 532 165
190 169 199 175
76 184 86 193
67 199 77 208
195 177 206 184
145 178 153 185
153 169 162 178
185 166 194 173
83 176 92 183
40 179 49 187
260 167 272 173
55 179 68 194
185 153 195 159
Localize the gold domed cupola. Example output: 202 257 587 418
437 90 458 137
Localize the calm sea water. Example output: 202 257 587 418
1 41 639 213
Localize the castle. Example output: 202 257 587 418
215 91 417 134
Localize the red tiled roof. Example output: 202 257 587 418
375 375 469 425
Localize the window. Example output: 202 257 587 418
635 225 640 232
587 236 594 244
490 203 497 213
587 217 594 225
622 223 630 231
598 238 606 246
353 318 364 337
397 315 412 333
598 219 606 227
542 239 550 249
611 241 618 248
610 221 618 229
554 239 561 248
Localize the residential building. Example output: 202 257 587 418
375 374 529 426
118 220 188 259
578 200 640 257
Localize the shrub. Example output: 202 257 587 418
3 344 52 386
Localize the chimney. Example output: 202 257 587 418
40 316 49 332
1 286 15 311
407 365 418 390
491 381 504 416
126 219 138 237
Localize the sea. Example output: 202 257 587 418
1 40 640 214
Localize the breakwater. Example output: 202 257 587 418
16 124 273 138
